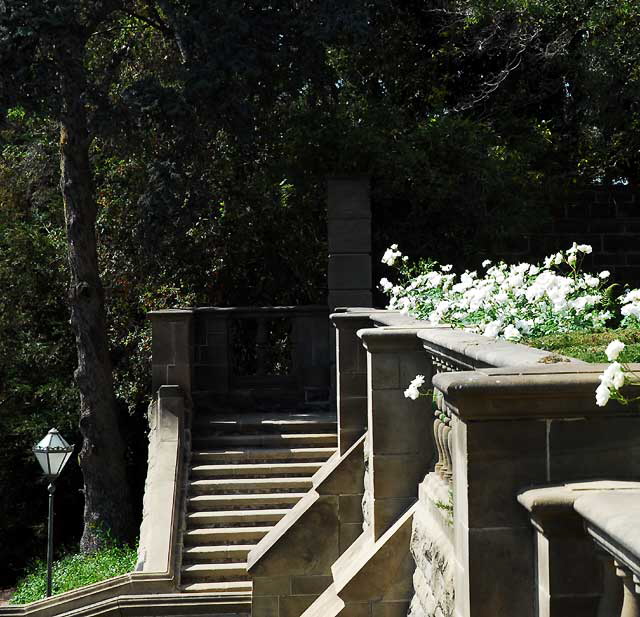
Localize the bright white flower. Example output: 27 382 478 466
554 252 563 265
605 340 625 362
503 324 521 340
404 374 425 400
382 245 402 266
402 255 409 262
599 271 610 279
515 319 533 335
483 320 503 338
379 278 393 292
482 259 491 268
441 264 453 272
567 253 577 266
577 244 592 254
601 362 625 390
595 382 611 407
584 275 599 288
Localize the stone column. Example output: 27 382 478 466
331 311 372 454
517 484 607 617
149 309 194 400
358 327 434 539
327 176 372 312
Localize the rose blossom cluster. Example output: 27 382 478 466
380 243 612 341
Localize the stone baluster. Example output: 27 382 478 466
443 411 453 484
432 386 454 484
433 408 445 477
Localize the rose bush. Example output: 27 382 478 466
379 244 640 406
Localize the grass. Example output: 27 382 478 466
10 544 137 604
524 327 640 364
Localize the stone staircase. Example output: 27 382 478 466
179 405 337 598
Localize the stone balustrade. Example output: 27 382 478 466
149 305 330 406
245 307 640 617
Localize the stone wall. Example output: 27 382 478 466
504 186 640 286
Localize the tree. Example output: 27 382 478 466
0 0 134 551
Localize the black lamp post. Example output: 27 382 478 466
33 429 74 598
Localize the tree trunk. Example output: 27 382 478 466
58 41 134 552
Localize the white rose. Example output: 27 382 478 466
605 340 625 362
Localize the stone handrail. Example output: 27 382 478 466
575 491 640 617
0 385 187 617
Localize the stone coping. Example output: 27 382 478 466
418 327 583 369
518 481 640 515
575 492 640 577
149 305 328 316
432 364 640 419
336 308 582 368
357 327 429 352
0 573 174 617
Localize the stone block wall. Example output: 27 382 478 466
503 186 640 286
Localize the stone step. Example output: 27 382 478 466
193 412 336 434
189 477 313 494
190 461 323 479
192 433 337 448
188 492 306 511
184 526 271 545
191 447 336 464
180 581 253 594
187 508 289 527
182 544 254 563
112 591 251 615
181 562 248 582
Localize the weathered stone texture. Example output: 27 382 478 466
407 507 454 617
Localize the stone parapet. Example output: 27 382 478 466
432 364 640 617
248 436 366 617
137 385 186 577
518 481 640 617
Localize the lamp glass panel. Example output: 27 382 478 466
48 451 69 476
34 450 52 476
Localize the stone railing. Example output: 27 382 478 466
576 491 640 617
149 305 330 405
245 307 640 617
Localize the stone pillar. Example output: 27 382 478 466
358 327 434 539
331 312 372 454
517 484 607 617
327 177 372 312
149 309 194 400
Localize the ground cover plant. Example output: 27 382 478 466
9 543 137 604
380 243 640 406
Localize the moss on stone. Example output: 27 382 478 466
524 327 640 363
